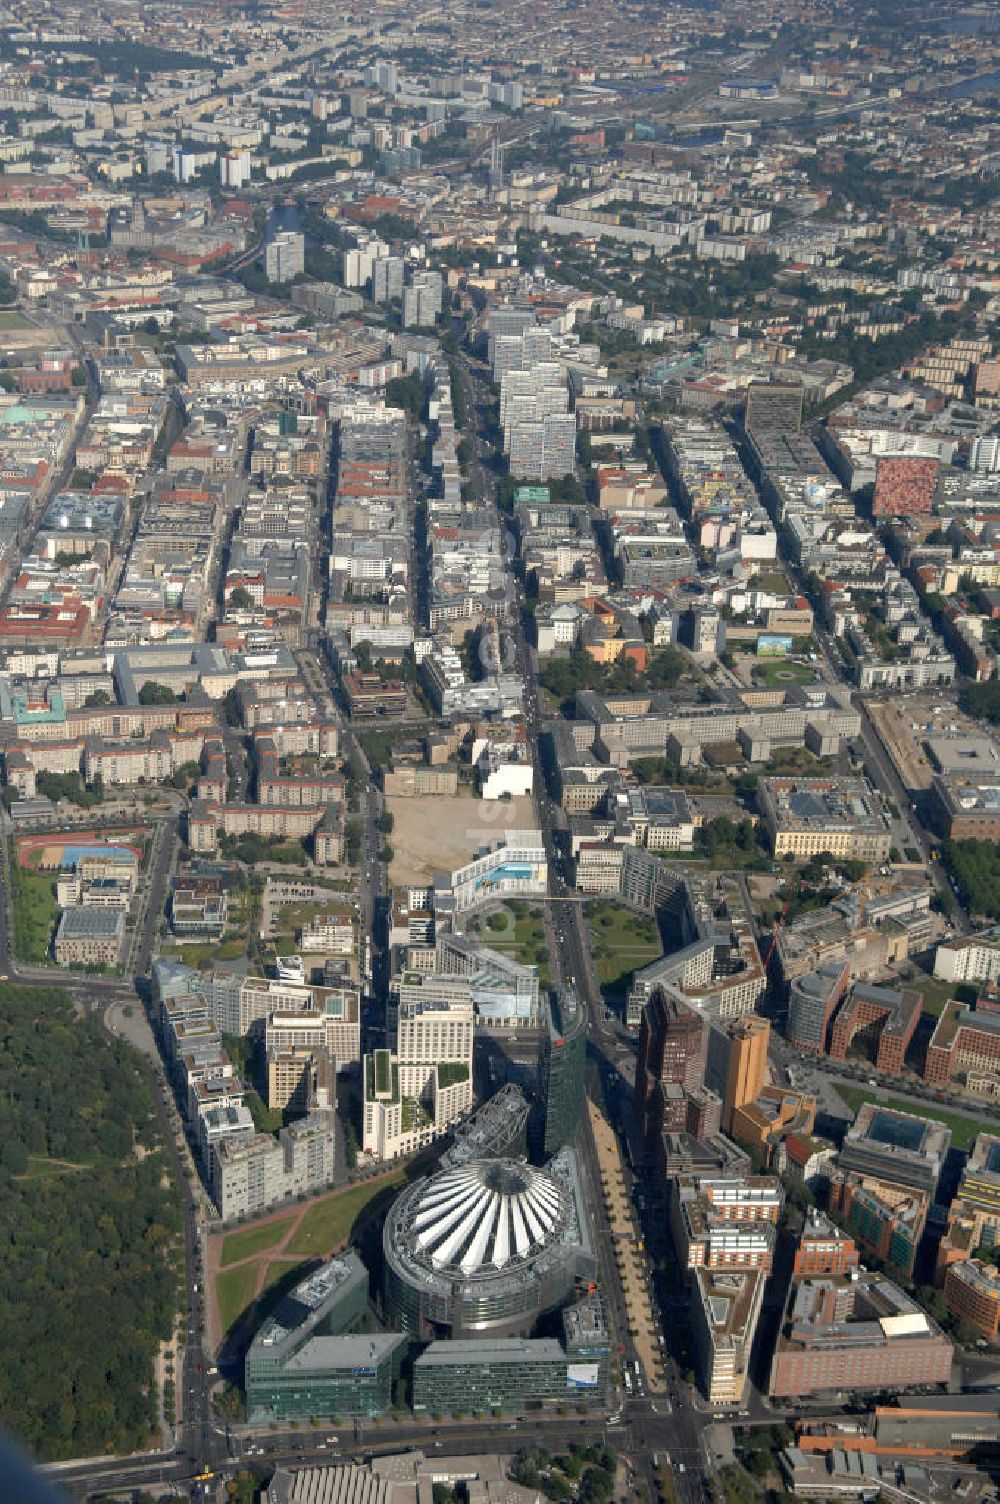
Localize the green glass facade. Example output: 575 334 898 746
413 1337 604 1415
247 1333 407 1421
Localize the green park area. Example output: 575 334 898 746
160 937 247 967
912 976 964 1019
477 901 550 985
833 1084 983 1153
0 309 30 328
285 1171 406 1257
752 657 815 687
212 1172 407 1336
220 1214 296 1269
11 866 58 964
585 900 661 992
214 1263 262 1338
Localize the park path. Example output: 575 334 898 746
204 1167 405 1353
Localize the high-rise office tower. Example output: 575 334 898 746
636 987 706 1142
722 1016 769 1134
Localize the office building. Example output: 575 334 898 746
722 1016 769 1134
828 982 921 1076
412 1305 610 1416
433 932 541 1029
830 1172 927 1280
757 777 892 863
542 985 587 1156
838 1104 950 1196
769 1267 954 1399
383 1150 591 1340
362 989 473 1162
943 1258 1000 1341
744 380 803 435
244 1253 405 1421
637 987 706 1141
929 773 1000 840
54 905 125 966
265 231 305 284
788 962 853 1051
924 995 1000 1093
691 1266 764 1406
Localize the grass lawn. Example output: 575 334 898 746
258 1257 305 1296
11 867 57 964
215 1263 261 1337
586 900 661 990
833 1084 983 1152
220 1214 296 1268
17 1155 90 1180
476 905 550 983
285 1174 406 1258
752 570 790 593
0 309 30 328
161 937 246 966
914 977 958 1019
752 658 815 687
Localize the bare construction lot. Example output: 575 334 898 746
386 792 537 886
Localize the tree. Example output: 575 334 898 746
0 982 180 1461
959 678 1000 725
223 687 242 728
138 681 176 705
84 689 113 708
228 585 255 610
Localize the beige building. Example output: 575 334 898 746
212 1109 336 1222
299 914 355 955
383 764 459 797
691 1265 765 1406
264 990 362 1074
362 994 474 1161
54 906 125 966
757 777 892 862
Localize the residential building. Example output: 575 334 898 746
213 1109 336 1221
266 231 305 284
670 1174 782 1274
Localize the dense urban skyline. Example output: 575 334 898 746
0 1 998 1502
